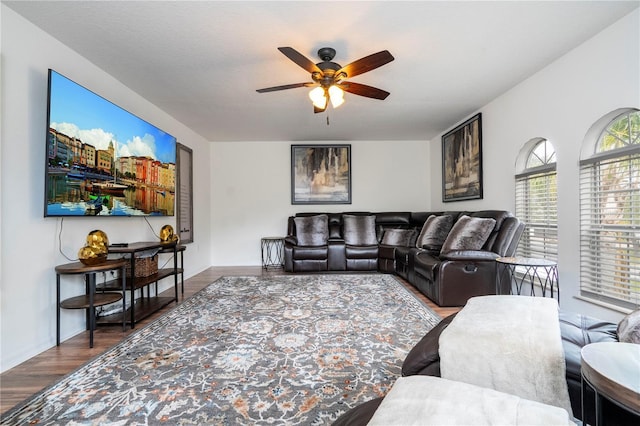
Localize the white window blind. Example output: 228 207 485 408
579 150 640 309
516 169 558 261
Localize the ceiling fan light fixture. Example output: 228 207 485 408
328 85 344 108
258 47 394 114
309 86 327 109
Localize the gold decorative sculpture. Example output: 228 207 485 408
78 229 109 265
160 225 179 244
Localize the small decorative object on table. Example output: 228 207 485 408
160 224 179 244
78 229 109 265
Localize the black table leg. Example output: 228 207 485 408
56 273 61 346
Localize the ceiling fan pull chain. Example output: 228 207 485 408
326 114 330 126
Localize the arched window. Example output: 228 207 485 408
515 138 557 261
580 109 640 309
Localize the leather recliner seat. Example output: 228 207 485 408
396 210 525 306
285 211 423 273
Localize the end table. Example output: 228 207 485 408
261 237 284 270
55 259 127 348
496 256 559 303
581 342 640 424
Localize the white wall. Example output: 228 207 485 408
210 140 430 265
2 3 637 374
429 9 640 323
0 6 213 372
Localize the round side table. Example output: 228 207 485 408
496 256 559 302
581 342 640 425
261 237 284 270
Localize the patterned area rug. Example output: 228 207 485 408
2 274 440 425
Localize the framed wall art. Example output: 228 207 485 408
291 144 351 204
176 142 193 243
442 113 483 202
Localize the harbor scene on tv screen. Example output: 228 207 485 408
46 70 176 217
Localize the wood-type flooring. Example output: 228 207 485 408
0 266 459 414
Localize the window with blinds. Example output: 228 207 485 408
579 109 640 309
515 140 557 261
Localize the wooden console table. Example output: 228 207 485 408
55 259 127 348
102 241 182 328
160 244 186 293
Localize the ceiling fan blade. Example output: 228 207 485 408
337 82 390 100
256 82 315 93
278 47 322 74
336 50 394 78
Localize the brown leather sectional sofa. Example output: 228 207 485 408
283 210 525 306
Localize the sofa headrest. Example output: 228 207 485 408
375 212 412 226
410 212 435 227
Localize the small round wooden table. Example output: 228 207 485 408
55 259 127 348
581 342 640 425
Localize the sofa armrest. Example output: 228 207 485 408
440 250 500 261
333 397 384 426
418 246 441 256
402 313 457 377
284 236 298 246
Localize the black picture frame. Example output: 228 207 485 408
442 113 483 202
176 143 193 243
291 144 351 205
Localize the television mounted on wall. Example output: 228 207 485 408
44 69 177 217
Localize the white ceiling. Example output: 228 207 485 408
5 1 639 142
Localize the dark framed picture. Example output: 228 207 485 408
176 143 193 243
442 113 483 202
291 144 351 204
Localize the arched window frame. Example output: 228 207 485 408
515 138 557 262
579 108 640 310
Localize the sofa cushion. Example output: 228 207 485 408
416 214 454 250
440 215 496 254
294 214 328 247
292 245 328 260
381 229 415 246
559 310 619 383
343 215 377 245
617 309 640 344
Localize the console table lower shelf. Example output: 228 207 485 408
106 241 183 328
95 267 178 326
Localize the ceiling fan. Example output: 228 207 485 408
256 47 394 113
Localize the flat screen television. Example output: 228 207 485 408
45 69 177 217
